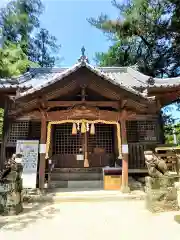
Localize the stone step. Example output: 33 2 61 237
23 190 146 203
52 168 102 173
49 180 103 189
50 172 103 181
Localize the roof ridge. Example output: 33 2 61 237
17 61 150 100
127 67 148 86
85 63 148 99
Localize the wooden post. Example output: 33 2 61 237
120 119 130 193
156 100 165 144
0 97 10 170
39 115 47 189
158 111 165 144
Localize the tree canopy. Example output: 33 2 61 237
29 28 61 67
88 0 180 78
0 0 61 78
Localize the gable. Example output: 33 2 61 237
16 61 149 102
9 65 156 119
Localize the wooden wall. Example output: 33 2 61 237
4 118 161 170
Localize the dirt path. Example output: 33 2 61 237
0 200 180 240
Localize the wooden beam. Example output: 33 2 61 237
47 101 119 109
8 100 120 117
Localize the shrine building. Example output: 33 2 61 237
0 48 179 190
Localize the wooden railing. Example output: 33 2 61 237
128 142 158 169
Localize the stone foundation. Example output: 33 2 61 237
145 176 180 212
175 182 180 208
0 179 23 215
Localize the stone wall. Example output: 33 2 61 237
145 176 180 212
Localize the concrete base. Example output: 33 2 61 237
121 185 131 193
49 180 103 189
175 182 180 208
23 189 146 203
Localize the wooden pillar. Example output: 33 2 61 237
0 97 10 170
156 100 165 144
158 111 165 144
120 119 130 193
39 115 47 189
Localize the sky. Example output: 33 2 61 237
40 0 117 66
0 0 118 66
0 0 179 120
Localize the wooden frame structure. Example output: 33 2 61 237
0 48 179 190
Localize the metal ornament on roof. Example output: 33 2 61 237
147 77 155 85
78 46 89 63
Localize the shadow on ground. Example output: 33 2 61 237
0 202 60 231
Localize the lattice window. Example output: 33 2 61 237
88 124 113 153
29 121 41 140
53 124 82 154
8 121 29 144
126 120 158 143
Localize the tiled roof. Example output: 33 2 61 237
17 65 148 90
0 78 18 89
0 61 179 96
150 76 180 88
16 61 150 100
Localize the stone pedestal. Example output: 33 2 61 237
0 179 23 215
145 176 180 212
0 161 23 216
175 182 180 208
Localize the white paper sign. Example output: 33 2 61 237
76 154 84 161
122 144 129 154
39 144 46 154
16 140 39 189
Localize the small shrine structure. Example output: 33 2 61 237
0 47 179 190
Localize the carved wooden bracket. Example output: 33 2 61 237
37 96 49 110
120 99 128 109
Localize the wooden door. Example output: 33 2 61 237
87 124 114 167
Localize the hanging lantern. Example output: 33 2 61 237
90 123 95 135
81 121 86 133
72 122 77 135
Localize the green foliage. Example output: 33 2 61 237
0 109 4 139
95 40 137 67
0 0 61 134
88 0 180 126
0 0 44 43
0 41 35 77
0 0 61 78
88 0 180 77
164 123 180 144
29 28 61 67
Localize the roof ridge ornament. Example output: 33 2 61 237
147 76 155 85
78 46 89 64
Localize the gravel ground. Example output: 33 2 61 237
0 200 180 240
